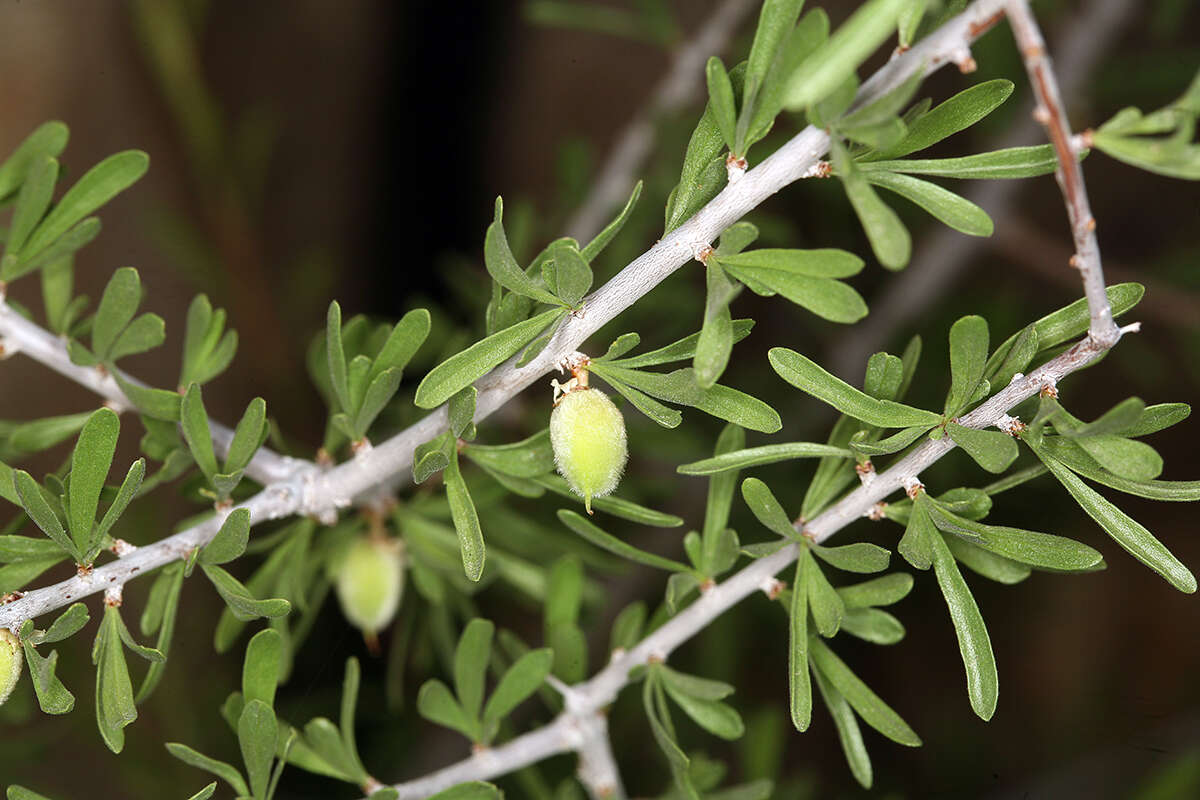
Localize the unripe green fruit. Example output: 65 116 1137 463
336 536 405 640
550 387 627 513
0 628 21 707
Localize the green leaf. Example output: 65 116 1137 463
417 679 476 740
877 80 1014 159
4 155 59 259
811 661 871 789
181 383 218 482
4 218 101 282
769 348 939 427
445 454 486 581
485 197 562 305
865 171 993 236
644 673 700 800
20 150 149 262
790 549 812 731
325 301 351 414
166 743 250 797
807 559 845 636
840 607 906 644
201 563 291 621
581 180 642 262
928 530 998 720
135 563 184 703
108 313 166 361
1039 453 1195 593
983 324 1037 391
35 603 90 645
861 144 1060 179
929 503 1103 572
339 657 369 782
831 140 911 269
679 442 850 475
413 432 453 484
944 535 1031 585
185 783 217 800
548 238 592 307
1040 437 1200 501
482 647 553 725
740 478 796 539
1074 435 1162 482
1093 130 1200 181
944 315 989 415
662 680 745 740
782 0 907 111
718 255 867 323
114 373 181 421
0 121 69 202
455 618 494 724
68 407 119 558
947 423 1018 474
603 319 754 369
91 458 144 558
664 68 736 234
200 508 251 565
373 308 431 376
837 573 913 608
23 643 75 714
224 397 267 474
990 283 1143 360
94 605 138 752
840 67 923 130
243 628 283 708
897 492 935 570
534 474 683 526
463 429 553 478
717 248 864 279
657 665 735 701
557 510 690 571
591 369 682 428
694 260 736 389
415 308 564 408
706 57 738 151
812 542 890 573
743 0 806 123
809 637 921 746
700 424 743 576
428 784 503 800
610 602 647 653
448 387 477 440
239 699 278 800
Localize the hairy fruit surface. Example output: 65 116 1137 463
336 536 405 642
550 387 628 513
0 628 21 707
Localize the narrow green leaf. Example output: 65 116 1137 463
657 665 735 700
811 661 872 789
809 636 921 745
445 455 486 581
23 644 75 714
185 783 218 800
790 549 812 731
832 141 911 269
679 442 851 475
20 150 149 262
93 267 142 357
740 478 796 539
861 144 1060 179
662 681 745 740
4 155 59 258
0 121 69 201
664 69 736 234
603 319 754 369
91 458 144 559
455 618 494 723
4 217 101 282
486 197 562 305
13 470 77 560
929 502 1103 572
136 563 184 703
865 171 993 236
720 260 867 323
807 559 845 636
181 384 218 481
812 542 890 573
463 429 553 478
983 324 1037 391
700 424 744 576
878 80 1014 159
645 673 700 800
1039 453 1195 593
417 679 476 740
769 348 940 427
694 260 736 389
534 474 683 526
201 563 291 621
94 605 138 752
224 398 267 474
238 699 277 800
706 57 738 150
68 407 119 558
166 743 250 797
114 374 181 421
557 509 690 571
928 531 998 720
837 573 913 608
840 607 906 644
325 301 351 414
945 315 989 415
591 368 682 428
108 313 166 361
415 309 563 408
609 602 647 653
427 783 502 800
372 307 431 376
548 238 592 307
897 492 935 570
1040 437 1200 501
482 648 553 725
448 387 477 439
947 423 1018 474
243 628 283 708
717 248 864 278
944 535 1031 585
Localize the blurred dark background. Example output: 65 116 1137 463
1 0 1198 798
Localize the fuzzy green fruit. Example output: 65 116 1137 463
336 536 405 643
0 628 21 707
550 387 628 513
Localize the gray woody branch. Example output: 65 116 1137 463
0 1 1111 797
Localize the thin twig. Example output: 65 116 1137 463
828 0 1136 379
564 0 759 243
1005 0 1119 347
